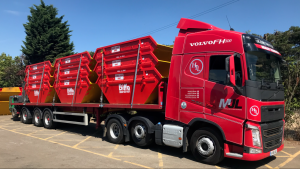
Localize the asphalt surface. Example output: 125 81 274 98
0 115 300 168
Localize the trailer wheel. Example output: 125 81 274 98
107 118 124 144
11 108 19 121
21 108 32 124
130 121 153 147
43 110 56 129
33 109 43 127
190 127 224 165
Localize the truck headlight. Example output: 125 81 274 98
247 124 261 147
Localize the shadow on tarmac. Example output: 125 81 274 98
12 117 278 168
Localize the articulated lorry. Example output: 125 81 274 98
9 18 285 164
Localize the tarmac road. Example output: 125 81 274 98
0 115 299 168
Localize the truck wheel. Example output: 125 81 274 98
21 108 32 124
190 127 224 165
33 109 43 127
130 121 153 147
11 108 19 121
107 118 124 144
43 110 56 129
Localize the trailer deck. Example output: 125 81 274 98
10 102 163 109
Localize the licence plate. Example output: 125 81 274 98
270 149 277 156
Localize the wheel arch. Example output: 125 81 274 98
105 114 130 142
187 118 226 142
105 114 128 128
128 116 155 134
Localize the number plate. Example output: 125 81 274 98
270 149 277 156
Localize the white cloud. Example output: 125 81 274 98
4 10 20 16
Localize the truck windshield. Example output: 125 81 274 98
246 51 282 82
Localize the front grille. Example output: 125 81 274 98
264 138 281 149
263 127 281 137
260 120 284 153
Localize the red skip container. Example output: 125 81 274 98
24 61 58 103
94 36 172 104
53 52 100 104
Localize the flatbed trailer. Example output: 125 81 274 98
11 103 163 109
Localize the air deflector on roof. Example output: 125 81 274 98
177 18 223 31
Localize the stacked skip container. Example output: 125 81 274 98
24 61 58 103
53 52 100 104
93 36 172 105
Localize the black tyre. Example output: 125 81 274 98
130 121 153 147
106 119 124 144
11 108 19 121
33 109 43 127
190 127 224 165
20 112 24 123
43 110 56 129
21 108 32 124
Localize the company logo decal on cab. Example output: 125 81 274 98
219 99 242 109
189 59 203 75
250 105 259 116
190 39 232 46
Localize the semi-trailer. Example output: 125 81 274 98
9 18 285 164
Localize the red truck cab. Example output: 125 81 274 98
165 18 284 163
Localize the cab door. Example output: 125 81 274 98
179 54 205 123
204 53 246 145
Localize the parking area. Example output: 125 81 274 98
0 115 300 168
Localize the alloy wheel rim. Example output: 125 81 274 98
109 123 120 139
196 136 215 157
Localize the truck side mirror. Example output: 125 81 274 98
225 55 236 86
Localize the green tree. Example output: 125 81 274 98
0 53 13 87
0 53 27 87
3 54 28 87
265 27 300 120
245 30 263 38
21 0 74 64
89 51 95 58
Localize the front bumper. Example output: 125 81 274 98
225 143 284 161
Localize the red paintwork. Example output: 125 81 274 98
53 52 98 103
247 98 284 122
54 51 94 68
24 61 54 103
255 44 281 56
165 18 284 158
93 36 162 104
25 61 54 76
244 121 263 149
18 87 22 95
224 143 284 161
177 18 223 31
229 55 236 86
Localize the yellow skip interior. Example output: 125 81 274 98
154 44 173 78
0 87 22 115
145 44 173 104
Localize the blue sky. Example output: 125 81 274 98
1 0 299 57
